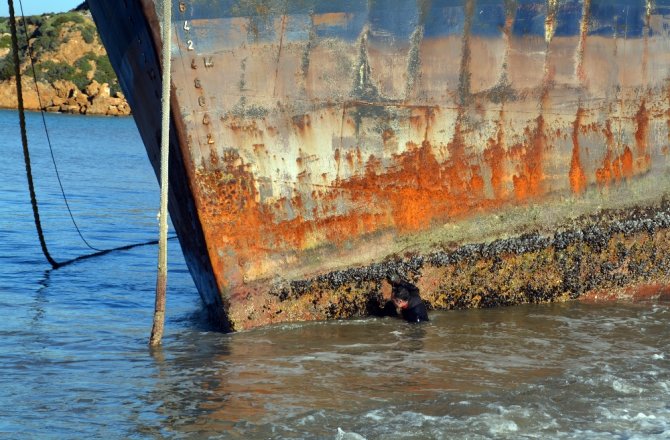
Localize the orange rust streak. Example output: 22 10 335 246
443 123 469 194
484 113 507 199
569 108 587 194
595 150 613 187
335 135 503 232
634 100 651 172
197 150 274 287
596 119 621 187
512 116 545 201
512 173 529 201
469 166 485 197
201 109 612 286
597 145 632 187
569 150 587 194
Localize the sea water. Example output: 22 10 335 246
1 109 669 439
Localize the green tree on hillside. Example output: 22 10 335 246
0 10 120 96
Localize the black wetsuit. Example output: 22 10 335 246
400 295 429 323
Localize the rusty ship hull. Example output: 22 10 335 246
88 0 670 331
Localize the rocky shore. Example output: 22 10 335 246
0 8 130 116
0 77 130 115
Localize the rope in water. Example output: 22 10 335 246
8 0 177 270
16 0 103 252
150 0 173 346
8 0 58 269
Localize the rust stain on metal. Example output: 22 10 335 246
312 12 351 27
272 14 288 97
485 112 508 200
575 0 591 84
634 100 651 173
512 116 546 201
95 0 670 330
596 119 620 186
292 114 311 135
457 0 476 106
569 107 587 194
545 0 559 43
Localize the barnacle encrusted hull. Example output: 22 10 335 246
89 0 670 330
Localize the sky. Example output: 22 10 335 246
0 0 82 17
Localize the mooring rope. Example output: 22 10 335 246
9 0 177 269
8 0 59 268
17 0 103 252
150 0 173 346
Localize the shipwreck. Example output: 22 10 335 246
87 0 670 330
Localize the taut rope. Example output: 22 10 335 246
150 0 173 346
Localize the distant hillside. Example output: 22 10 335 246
0 7 129 115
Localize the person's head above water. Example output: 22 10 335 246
379 276 429 322
392 286 412 309
381 276 418 309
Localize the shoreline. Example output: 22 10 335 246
0 9 129 116
0 105 132 117
0 78 130 116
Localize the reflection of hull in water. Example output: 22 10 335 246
88 0 670 330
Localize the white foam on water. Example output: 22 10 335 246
633 412 657 420
335 427 367 440
295 411 323 426
332 343 383 349
596 402 670 438
540 417 560 431
401 411 442 425
363 409 386 422
363 409 455 432
628 434 670 440
477 406 523 435
652 353 665 360
611 378 643 394
488 418 519 435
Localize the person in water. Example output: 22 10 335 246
380 277 429 323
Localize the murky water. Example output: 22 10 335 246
1 110 669 439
